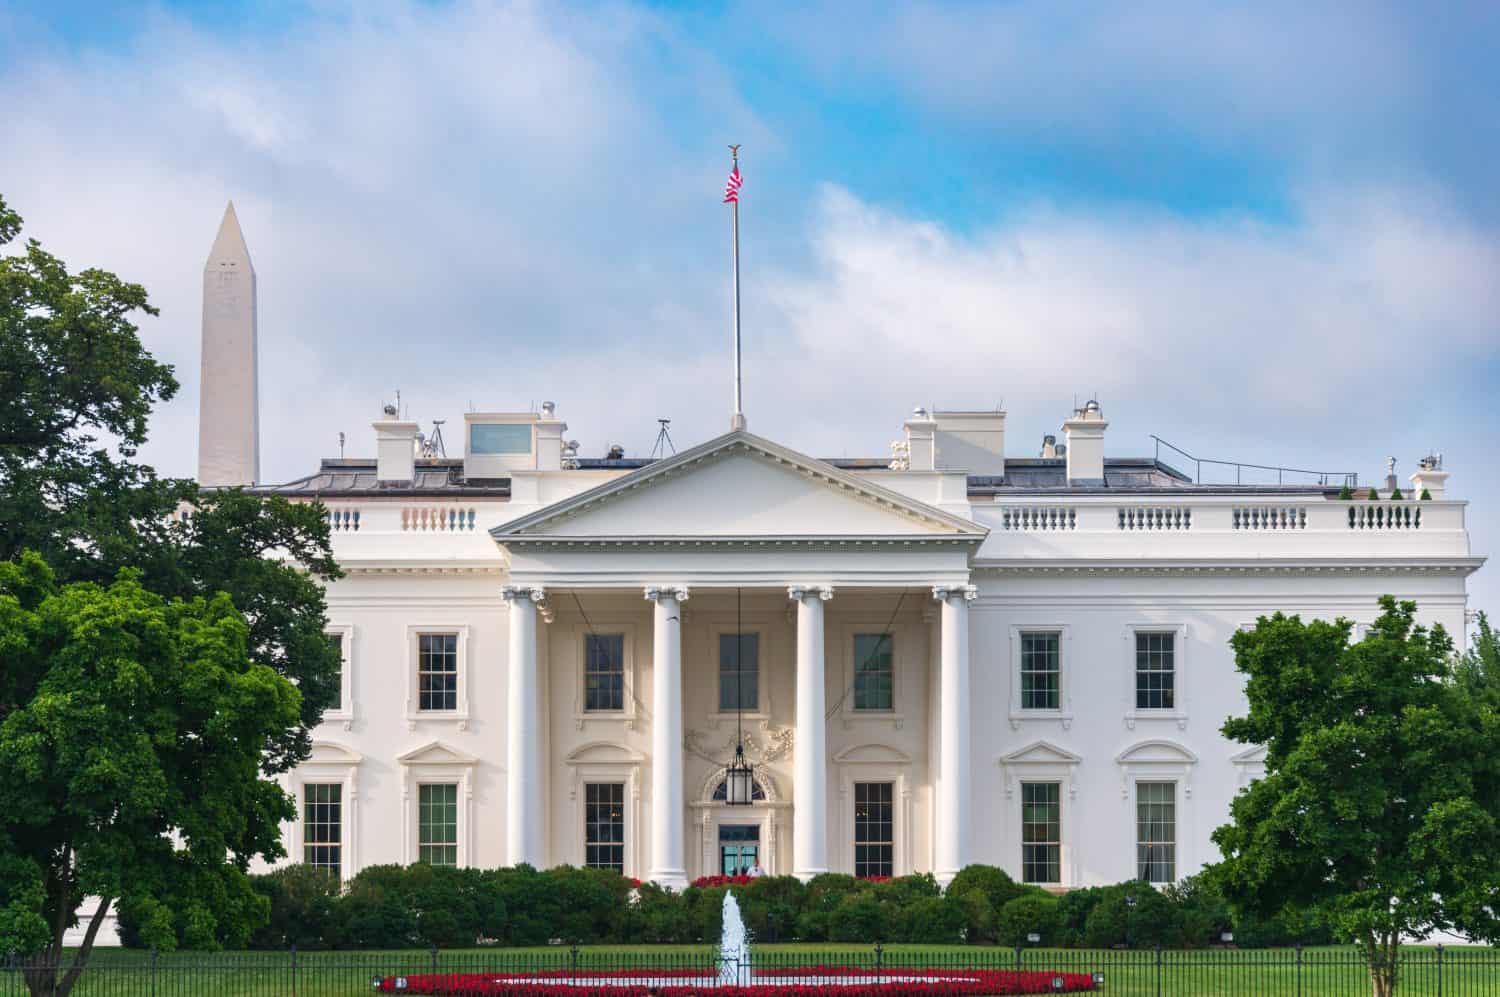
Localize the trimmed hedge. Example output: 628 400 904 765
118 863 1336 950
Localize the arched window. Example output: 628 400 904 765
711 778 766 802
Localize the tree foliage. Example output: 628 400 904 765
0 553 301 994
1210 598 1500 997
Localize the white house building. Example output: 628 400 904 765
215 205 1480 895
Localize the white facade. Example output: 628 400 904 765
254 410 1479 892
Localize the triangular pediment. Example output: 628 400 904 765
1000 740 1083 766
397 740 477 766
1230 745 1267 765
491 432 987 542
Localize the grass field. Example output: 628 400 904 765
7 943 1498 996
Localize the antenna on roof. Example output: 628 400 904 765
651 419 677 459
426 420 447 458
338 431 345 459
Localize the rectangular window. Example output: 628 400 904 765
326 632 346 712
1136 782 1176 883
1020 631 1061 710
584 634 626 712
853 781 894 878
418 783 458 866
1021 782 1061 884
719 633 759 712
418 633 458 712
469 422 532 455
302 783 342 879
584 782 626 872
1135 632 1176 710
852 633 894 711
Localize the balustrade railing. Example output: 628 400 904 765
1349 502 1422 530
1118 506 1192 531
996 506 1077 531
401 506 478 532
1233 505 1307 530
326 508 361 532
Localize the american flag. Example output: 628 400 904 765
723 165 742 203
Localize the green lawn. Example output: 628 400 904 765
8 944 1496 996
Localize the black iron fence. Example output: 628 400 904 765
4 944 1498 996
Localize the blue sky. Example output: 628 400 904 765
3 0 1497 619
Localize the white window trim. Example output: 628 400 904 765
999 741 1081 887
833 744 913 878
405 624 471 729
322 624 354 730
563 743 645 877
572 622 641 730
1115 740 1197 883
287 741 362 882
1123 622 1190 730
399 741 477 867
709 624 772 725
836 621 906 729
1008 624 1073 730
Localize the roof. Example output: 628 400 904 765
247 458 512 498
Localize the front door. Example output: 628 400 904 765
719 824 760 875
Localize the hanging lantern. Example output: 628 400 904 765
725 743 755 807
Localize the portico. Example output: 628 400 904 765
491 431 987 886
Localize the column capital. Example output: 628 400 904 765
644 585 690 603
787 584 834 602
502 584 547 604
931 583 978 603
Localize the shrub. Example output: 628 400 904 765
1162 875 1231 948
1082 882 1180 948
1367 487 1379 501
996 893 1062 947
1390 486 1404 500
1420 489 1432 500
946 865 1030 922
487 865 563 946
829 891 893 942
244 864 340 950
325 874 416 949
952 888 997 944
796 873 864 941
1338 483 1354 500
625 882 692 944
1055 886 1106 947
902 894 968 944
873 873 941 907
119 860 274 951
741 876 807 943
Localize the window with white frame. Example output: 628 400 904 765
853 781 894 878
719 633 759 712
852 633 894 711
322 625 353 726
418 783 458 866
1021 782 1061 884
584 782 626 872
326 632 346 712
584 634 626 712
1020 631 1061 710
302 783 342 879
1136 781 1176 884
1134 631 1176 710
418 634 459 712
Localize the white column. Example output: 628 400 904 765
790 584 833 880
933 584 976 887
504 585 546 867
645 585 689 889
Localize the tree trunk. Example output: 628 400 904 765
1366 930 1399 997
26 896 112 997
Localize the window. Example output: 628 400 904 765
712 778 766 802
303 783 342 879
418 634 458 711
719 633 759 712
1135 632 1176 710
852 633 894 711
469 422 531 455
418 783 458 866
585 634 626 712
719 824 760 876
1020 632 1060 710
1021 782 1061 884
853 781 894 878
326 632 346 712
584 782 625 872
1137 782 1176 883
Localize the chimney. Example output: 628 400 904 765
1410 453 1448 499
932 410 1006 476
374 406 419 483
1062 399 1107 485
1040 435 1058 459
903 406 938 471
534 400 567 471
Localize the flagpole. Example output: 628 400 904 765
729 145 746 432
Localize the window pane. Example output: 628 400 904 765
719 633 759 711
469 422 532 454
1136 782 1176 883
418 633 459 712
418 783 458 867
1134 632 1176 710
853 633 894 711
853 781 894 878
303 783 342 880
1021 782 1061 884
1020 631 1061 710
584 782 626 873
584 634 626 712
326 633 346 712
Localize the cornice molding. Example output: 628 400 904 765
971 557 1485 576
498 534 982 551
341 563 506 576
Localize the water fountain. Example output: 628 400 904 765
718 890 752 986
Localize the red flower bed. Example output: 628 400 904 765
690 875 755 888
374 967 1097 995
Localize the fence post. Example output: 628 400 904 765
290 944 298 997
570 944 580 981
150 947 158 997
1154 944 1163 997
1436 943 1443 997
1014 945 1023 973
874 943 883 975
430 944 439 979
1296 942 1303 997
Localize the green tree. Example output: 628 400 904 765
1210 598 1500 997
1454 611 1500 710
1 195 341 771
0 553 302 996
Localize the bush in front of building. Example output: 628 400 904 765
996 893 1063 948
